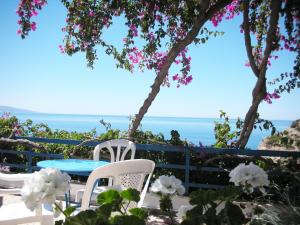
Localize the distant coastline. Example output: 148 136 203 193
0 106 39 114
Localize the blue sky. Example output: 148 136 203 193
0 1 299 120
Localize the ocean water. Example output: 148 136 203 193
2 112 292 149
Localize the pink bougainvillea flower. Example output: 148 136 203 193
172 74 179 80
271 92 280 99
186 75 193 84
30 22 37 31
58 45 65 53
89 11 95 17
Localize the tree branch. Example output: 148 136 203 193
243 0 260 77
259 0 281 74
0 138 46 151
128 0 233 138
205 0 233 20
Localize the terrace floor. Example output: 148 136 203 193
1 182 189 225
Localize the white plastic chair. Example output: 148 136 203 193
0 172 32 195
93 139 136 163
76 139 136 202
0 172 54 225
79 159 155 211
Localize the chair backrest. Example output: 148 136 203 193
80 159 155 211
0 173 53 225
93 139 136 163
0 172 32 195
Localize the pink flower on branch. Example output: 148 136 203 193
129 24 138 37
30 22 37 31
58 45 65 54
264 92 280 104
210 0 240 27
16 0 47 36
89 11 95 17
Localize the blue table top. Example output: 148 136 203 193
37 159 109 173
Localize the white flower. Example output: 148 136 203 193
21 168 71 211
150 175 185 196
177 205 195 220
229 162 269 193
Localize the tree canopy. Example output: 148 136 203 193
16 0 300 148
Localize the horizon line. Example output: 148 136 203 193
0 106 294 122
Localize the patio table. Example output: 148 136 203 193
37 159 109 176
37 159 110 207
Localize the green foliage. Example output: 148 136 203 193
56 189 147 225
181 186 247 225
214 110 276 149
159 195 173 213
0 113 19 137
131 130 166 144
120 188 140 202
110 215 145 225
214 110 240 148
57 210 101 225
169 130 184 146
221 202 248 225
129 208 148 221
97 189 123 211
63 206 76 217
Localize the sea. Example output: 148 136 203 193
1 112 293 149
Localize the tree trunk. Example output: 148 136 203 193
128 0 233 138
236 0 281 149
235 77 266 148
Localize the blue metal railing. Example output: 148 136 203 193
1 136 300 192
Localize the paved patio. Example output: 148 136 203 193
1 182 188 225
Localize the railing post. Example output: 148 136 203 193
184 144 190 194
27 149 33 173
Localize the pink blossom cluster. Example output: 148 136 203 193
126 45 193 87
280 35 299 52
58 45 65 54
148 32 155 42
211 0 240 27
264 92 280 104
175 26 187 41
101 16 110 28
130 24 138 37
16 0 47 35
172 49 193 87
128 47 144 65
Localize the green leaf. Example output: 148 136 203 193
97 189 122 205
217 186 241 201
63 206 76 217
63 210 103 225
129 208 148 220
182 205 206 225
189 190 219 206
203 206 221 224
222 202 248 225
55 220 64 225
120 188 140 202
110 215 146 225
95 203 113 218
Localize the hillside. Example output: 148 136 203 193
0 106 38 114
259 119 300 151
